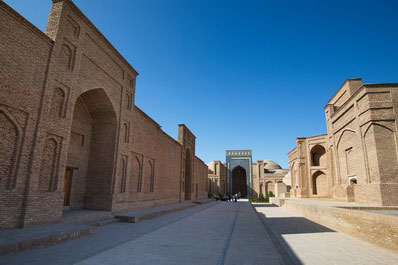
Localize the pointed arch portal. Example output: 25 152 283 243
65 88 117 210
232 166 247 197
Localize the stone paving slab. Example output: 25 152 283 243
0 222 91 256
254 203 398 265
116 202 196 222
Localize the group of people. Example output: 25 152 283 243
225 193 240 202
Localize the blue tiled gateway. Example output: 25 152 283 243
226 150 253 197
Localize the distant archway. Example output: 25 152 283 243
184 148 192 200
232 166 247 197
266 181 274 195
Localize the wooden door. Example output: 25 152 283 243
63 168 73 206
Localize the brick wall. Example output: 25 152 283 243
0 0 208 228
0 1 54 228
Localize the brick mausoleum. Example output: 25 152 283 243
0 0 208 229
289 78 398 206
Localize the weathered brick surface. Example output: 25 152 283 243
0 0 207 228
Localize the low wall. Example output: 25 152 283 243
270 197 285 206
270 198 398 251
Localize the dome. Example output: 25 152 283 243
263 160 282 170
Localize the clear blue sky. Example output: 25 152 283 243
6 0 398 168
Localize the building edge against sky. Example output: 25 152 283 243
208 78 398 206
289 78 398 206
0 0 208 229
226 150 253 197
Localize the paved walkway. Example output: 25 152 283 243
1 201 284 265
77 201 283 265
254 203 398 265
2 201 397 265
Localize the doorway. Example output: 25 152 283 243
63 168 74 208
66 88 117 210
232 166 247 197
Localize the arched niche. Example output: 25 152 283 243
65 88 117 210
184 148 192 200
312 171 327 196
311 145 326 167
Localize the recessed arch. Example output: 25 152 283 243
39 137 59 192
0 108 22 190
149 160 154 192
364 122 393 137
119 157 127 193
336 128 358 184
336 128 356 150
50 87 66 118
60 44 73 70
311 145 326 167
312 170 327 196
126 93 131 110
65 88 118 210
232 166 247 197
364 122 398 183
265 181 274 195
130 156 141 192
184 148 192 200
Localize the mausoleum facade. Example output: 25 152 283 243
289 78 398 206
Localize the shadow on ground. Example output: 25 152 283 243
254 204 336 265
